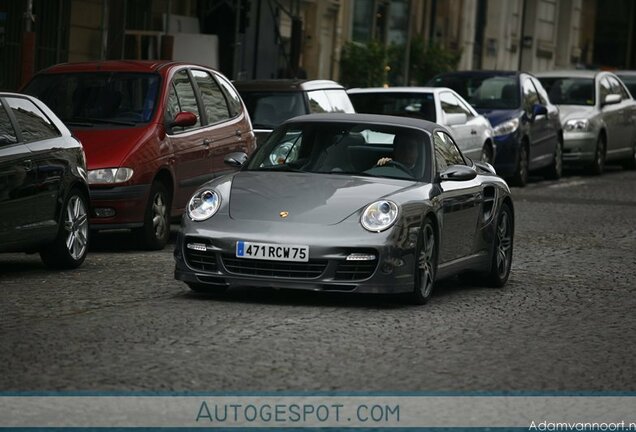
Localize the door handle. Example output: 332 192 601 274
203 139 211 146
470 130 477 135
235 129 242 137
22 160 33 171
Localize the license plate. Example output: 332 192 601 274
236 241 309 262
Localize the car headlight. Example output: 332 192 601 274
187 190 221 221
361 200 399 232
87 168 134 184
564 118 590 132
493 118 520 136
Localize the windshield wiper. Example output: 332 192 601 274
65 117 137 126
250 165 306 173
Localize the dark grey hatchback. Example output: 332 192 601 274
0 93 90 268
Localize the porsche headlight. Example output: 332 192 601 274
564 118 589 132
87 168 134 184
361 200 399 232
493 118 520 136
187 190 221 221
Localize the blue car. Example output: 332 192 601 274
429 71 563 186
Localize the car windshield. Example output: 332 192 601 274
349 92 437 122
239 91 306 129
430 74 519 110
538 77 595 105
245 122 430 181
23 72 160 126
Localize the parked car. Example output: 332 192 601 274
614 71 636 98
23 61 256 250
234 79 355 144
174 113 514 305
347 86 496 163
429 71 563 186
536 70 636 173
0 92 90 268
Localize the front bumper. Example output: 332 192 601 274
562 131 597 164
174 218 419 294
89 184 151 229
492 132 521 177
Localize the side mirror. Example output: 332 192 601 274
532 104 548 118
224 151 248 167
445 112 468 126
603 94 621 106
439 164 478 182
169 111 197 128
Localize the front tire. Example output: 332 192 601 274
40 188 90 269
586 134 606 175
480 142 494 164
483 203 513 287
510 143 529 187
408 220 437 305
137 181 171 250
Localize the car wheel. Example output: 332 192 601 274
587 134 606 175
409 219 437 305
483 202 513 287
510 143 529 187
187 283 228 295
544 138 563 180
480 143 494 164
621 142 636 170
137 181 171 250
40 188 90 269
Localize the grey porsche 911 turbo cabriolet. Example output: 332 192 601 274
174 113 514 304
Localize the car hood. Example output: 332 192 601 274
72 126 154 170
475 109 523 127
229 171 417 224
557 105 595 123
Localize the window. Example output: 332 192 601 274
522 78 540 113
434 131 465 172
0 101 18 146
307 90 332 113
169 69 201 132
440 92 472 116
531 78 549 105
191 69 230 124
325 90 355 113
215 74 243 117
599 77 612 103
349 92 437 122
6 97 60 142
608 76 629 100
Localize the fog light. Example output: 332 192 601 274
187 243 207 252
381 262 394 274
346 253 376 261
94 207 115 217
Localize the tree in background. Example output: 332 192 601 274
340 35 461 88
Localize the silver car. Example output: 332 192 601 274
347 87 496 164
536 70 636 173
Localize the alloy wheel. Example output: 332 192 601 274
496 210 513 278
152 191 168 240
417 223 435 299
63 195 89 260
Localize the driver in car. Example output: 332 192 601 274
376 133 419 174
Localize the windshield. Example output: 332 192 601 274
430 74 519 110
349 92 437 122
23 72 160 126
239 91 306 129
245 122 431 181
538 77 595 106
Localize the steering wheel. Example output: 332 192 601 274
382 160 414 176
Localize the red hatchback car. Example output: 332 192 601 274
23 61 256 249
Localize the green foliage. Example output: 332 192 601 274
339 40 388 88
340 36 461 88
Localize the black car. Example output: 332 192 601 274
234 79 355 144
0 93 90 268
429 71 563 186
174 114 514 305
